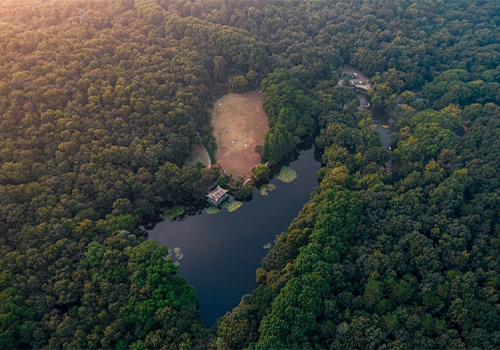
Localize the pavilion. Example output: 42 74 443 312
206 185 229 207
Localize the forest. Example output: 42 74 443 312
1 0 500 348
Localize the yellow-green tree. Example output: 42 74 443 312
233 75 249 92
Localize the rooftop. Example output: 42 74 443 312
206 185 229 206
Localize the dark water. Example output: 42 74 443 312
148 142 322 327
357 93 396 149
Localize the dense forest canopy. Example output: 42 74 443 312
160 0 500 88
1 0 500 349
0 0 265 347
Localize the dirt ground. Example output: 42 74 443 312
338 64 372 90
211 90 269 180
185 144 209 167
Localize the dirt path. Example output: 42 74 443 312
192 77 214 170
201 144 211 168
196 131 211 169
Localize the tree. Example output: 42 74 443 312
396 104 415 119
400 91 416 105
255 144 263 157
260 68 319 164
262 124 293 165
370 83 395 107
411 99 427 111
332 85 357 109
253 164 269 180
233 75 249 92
4 1 500 349
246 70 257 86
386 93 398 109
213 56 226 81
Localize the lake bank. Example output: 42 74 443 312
147 93 396 328
148 140 322 327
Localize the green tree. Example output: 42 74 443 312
396 104 415 119
213 56 226 81
255 144 263 157
400 90 416 105
233 75 249 92
253 164 269 180
411 99 427 111
246 70 257 86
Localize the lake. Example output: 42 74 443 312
148 140 322 327
148 95 396 327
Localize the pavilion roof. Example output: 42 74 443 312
206 185 228 202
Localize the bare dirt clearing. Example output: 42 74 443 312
211 91 269 179
186 144 210 168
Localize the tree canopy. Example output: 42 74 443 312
0 0 265 347
2 0 500 348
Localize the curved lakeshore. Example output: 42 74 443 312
148 141 322 326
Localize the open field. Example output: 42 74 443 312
211 90 269 179
185 144 209 167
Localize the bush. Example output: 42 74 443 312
207 206 220 214
260 183 276 196
163 205 185 221
217 176 228 187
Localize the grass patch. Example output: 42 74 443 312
227 200 243 212
260 183 276 196
206 205 220 214
163 205 185 221
173 247 184 260
220 195 243 212
168 247 184 266
208 148 216 164
277 166 297 183
185 144 208 168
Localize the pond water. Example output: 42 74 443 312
357 93 397 149
148 140 322 327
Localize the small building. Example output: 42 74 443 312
206 185 229 207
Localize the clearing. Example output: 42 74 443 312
185 144 210 168
337 64 372 91
211 90 269 180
